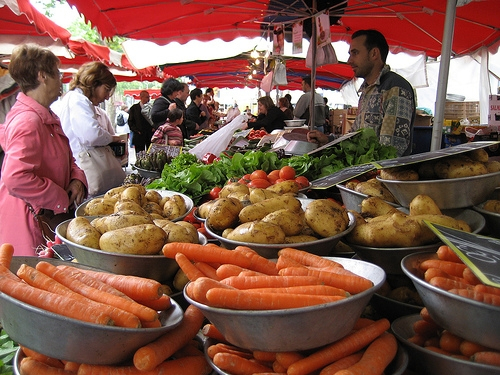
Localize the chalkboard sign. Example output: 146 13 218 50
308 131 360 155
311 163 376 189
425 221 500 288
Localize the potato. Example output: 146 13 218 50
239 195 302 223
219 182 250 198
434 156 488 179
304 199 350 237
83 197 116 216
173 269 189 292
249 188 279 203
227 191 250 203
114 200 148 216
163 195 188 220
91 214 153 234
361 197 399 217
206 197 243 231
412 214 471 244
66 217 101 249
485 160 500 173
261 208 304 236
266 180 300 195
99 224 166 255
144 190 163 204
467 148 489 163
353 178 397 203
284 235 318 244
380 167 419 181
197 200 215 219
417 160 438 180
483 199 500 213
409 194 442 216
104 184 146 200
345 180 359 190
142 201 164 216
155 220 199 243
120 186 146 206
226 221 286 244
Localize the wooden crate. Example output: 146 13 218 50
444 101 480 120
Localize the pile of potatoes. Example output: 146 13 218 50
197 180 351 245
345 194 471 247
379 148 500 181
65 184 199 255
344 177 399 204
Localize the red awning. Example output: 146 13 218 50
123 89 162 99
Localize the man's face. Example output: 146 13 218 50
301 80 309 93
180 86 189 102
347 35 374 79
140 93 150 104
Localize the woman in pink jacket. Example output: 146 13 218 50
0 44 87 256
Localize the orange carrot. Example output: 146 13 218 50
412 318 440 338
63 267 164 301
173 340 204 358
407 334 428 346
207 343 253 359
220 275 324 289
216 264 250 279
424 267 468 284
462 267 481 285
459 340 491 357
471 351 500 366
175 252 205 282
0 271 113 326
0 262 20 282
273 361 287 373
234 246 278 275
436 245 462 263
163 242 252 269
63 361 80 372
202 323 228 343
448 288 500 306
20 346 64 369
238 270 267 277
419 307 435 324
0 243 14 268
213 352 273 375
19 357 74 375
419 259 467 278
135 294 172 311
352 318 376 330
278 266 373 295
133 304 205 371
429 276 473 291
206 288 344 310
424 337 441 348
439 330 463 354
187 276 234 305
287 319 391 375
36 261 158 322
16 264 141 328
243 285 348 297
318 351 364 375
474 284 500 296
426 346 454 356
194 261 220 280
252 350 277 363
277 248 343 269
275 255 305 271
274 352 304 369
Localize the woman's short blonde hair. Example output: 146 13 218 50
258 96 276 110
69 62 116 99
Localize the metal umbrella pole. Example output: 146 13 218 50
309 0 317 132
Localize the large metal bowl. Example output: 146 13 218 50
401 252 500 351
132 164 161 179
184 257 386 352
337 183 400 212
204 211 356 258
56 219 207 283
473 201 500 238
284 119 306 127
377 171 500 209
75 189 194 221
0 256 184 365
392 314 500 375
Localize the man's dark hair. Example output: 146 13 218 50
352 29 389 63
161 77 183 97
302 75 311 87
190 88 203 101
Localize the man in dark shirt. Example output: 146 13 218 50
186 88 207 130
175 83 198 138
128 90 153 152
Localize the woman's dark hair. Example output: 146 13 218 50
167 107 183 122
189 88 203 101
279 97 290 108
8 44 60 93
161 78 183 98
69 62 116 99
258 96 276 110
352 29 389 63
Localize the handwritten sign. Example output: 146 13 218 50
308 131 360 155
311 163 376 189
425 221 500 288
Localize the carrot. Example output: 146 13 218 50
63 267 164 300
0 243 14 268
436 245 462 263
412 318 440 337
352 318 375 330
274 352 304 369
424 267 468 284
216 264 250 279
213 352 273 375
474 283 500 297
234 246 278 275
419 307 435 324
243 285 348 297
0 272 113 326
429 276 473 291
16 264 141 328
439 330 463 354
407 334 428 346
205 288 344 310
173 340 204 358
201 323 228 343
175 252 206 281
238 270 267 277
448 288 500 306
273 361 287 373
207 343 253 359
19 357 74 375
187 276 234 304
220 275 324 289
163 242 253 269
462 267 481 285
318 351 364 375
277 248 343 269
63 361 80 372
140 319 162 328
424 336 441 348
471 351 500 366
275 255 305 271
459 340 491 357
253 350 277 363
0 263 21 282
419 259 467 278
425 346 454 356
133 304 205 371
278 266 373 295
20 346 64 369
135 294 172 311
36 261 158 322
287 319 391 375
194 261 220 280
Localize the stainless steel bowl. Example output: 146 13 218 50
337 183 400 212
284 119 307 127
1 257 184 365
204 211 356 258
402 252 500 351
56 219 207 283
75 189 194 221
185 257 386 352
133 164 161 179
377 171 500 209
392 314 500 375
473 201 500 238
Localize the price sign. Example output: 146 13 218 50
425 221 500 288
310 163 376 189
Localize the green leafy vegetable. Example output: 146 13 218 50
0 330 18 375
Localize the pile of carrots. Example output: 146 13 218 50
162 242 374 310
419 245 500 307
408 306 500 367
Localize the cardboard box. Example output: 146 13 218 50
489 95 500 126
414 114 433 126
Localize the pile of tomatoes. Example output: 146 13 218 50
247 129 268 140
234 165 310 190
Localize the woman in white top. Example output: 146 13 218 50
56 62 125 196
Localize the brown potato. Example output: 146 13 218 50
284 235 318 243
66 217 101 249
120 186 146 206
380 167 419 181
162 195 188 220
434 156 488 179
225 221 286 244
304 199 350 237
142 201 164 216
261 208 304 236
206 197 243 231
361 197 399 217
99 224 166 255
114 200 148 216
353 178 397 203
485 160 500 173
266 180 300 195
483 199 500 213
238 195 302 223
83 197 116 216
409 194 442 216
144 190 163 204
197 200 215 219
219 182 250 198
249 188 279 204
467 148 489 163
417 160 438 180
91 214 153 234
156 220 199 243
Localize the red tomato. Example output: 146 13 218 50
183 209 198 224
279 166 296 180
248 178 272 189
294 176 310 189
250 170 268 181
209 187 222 200
274 178 286 184
267 170 280 184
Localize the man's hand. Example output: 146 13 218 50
66 179 86 208
307 130 329 146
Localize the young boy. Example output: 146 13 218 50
151 108 184 146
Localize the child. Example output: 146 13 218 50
151 108 184 146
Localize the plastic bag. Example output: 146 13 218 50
188 114 247 160
273 60 288 86
261 71 274 92
306 42 338 68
